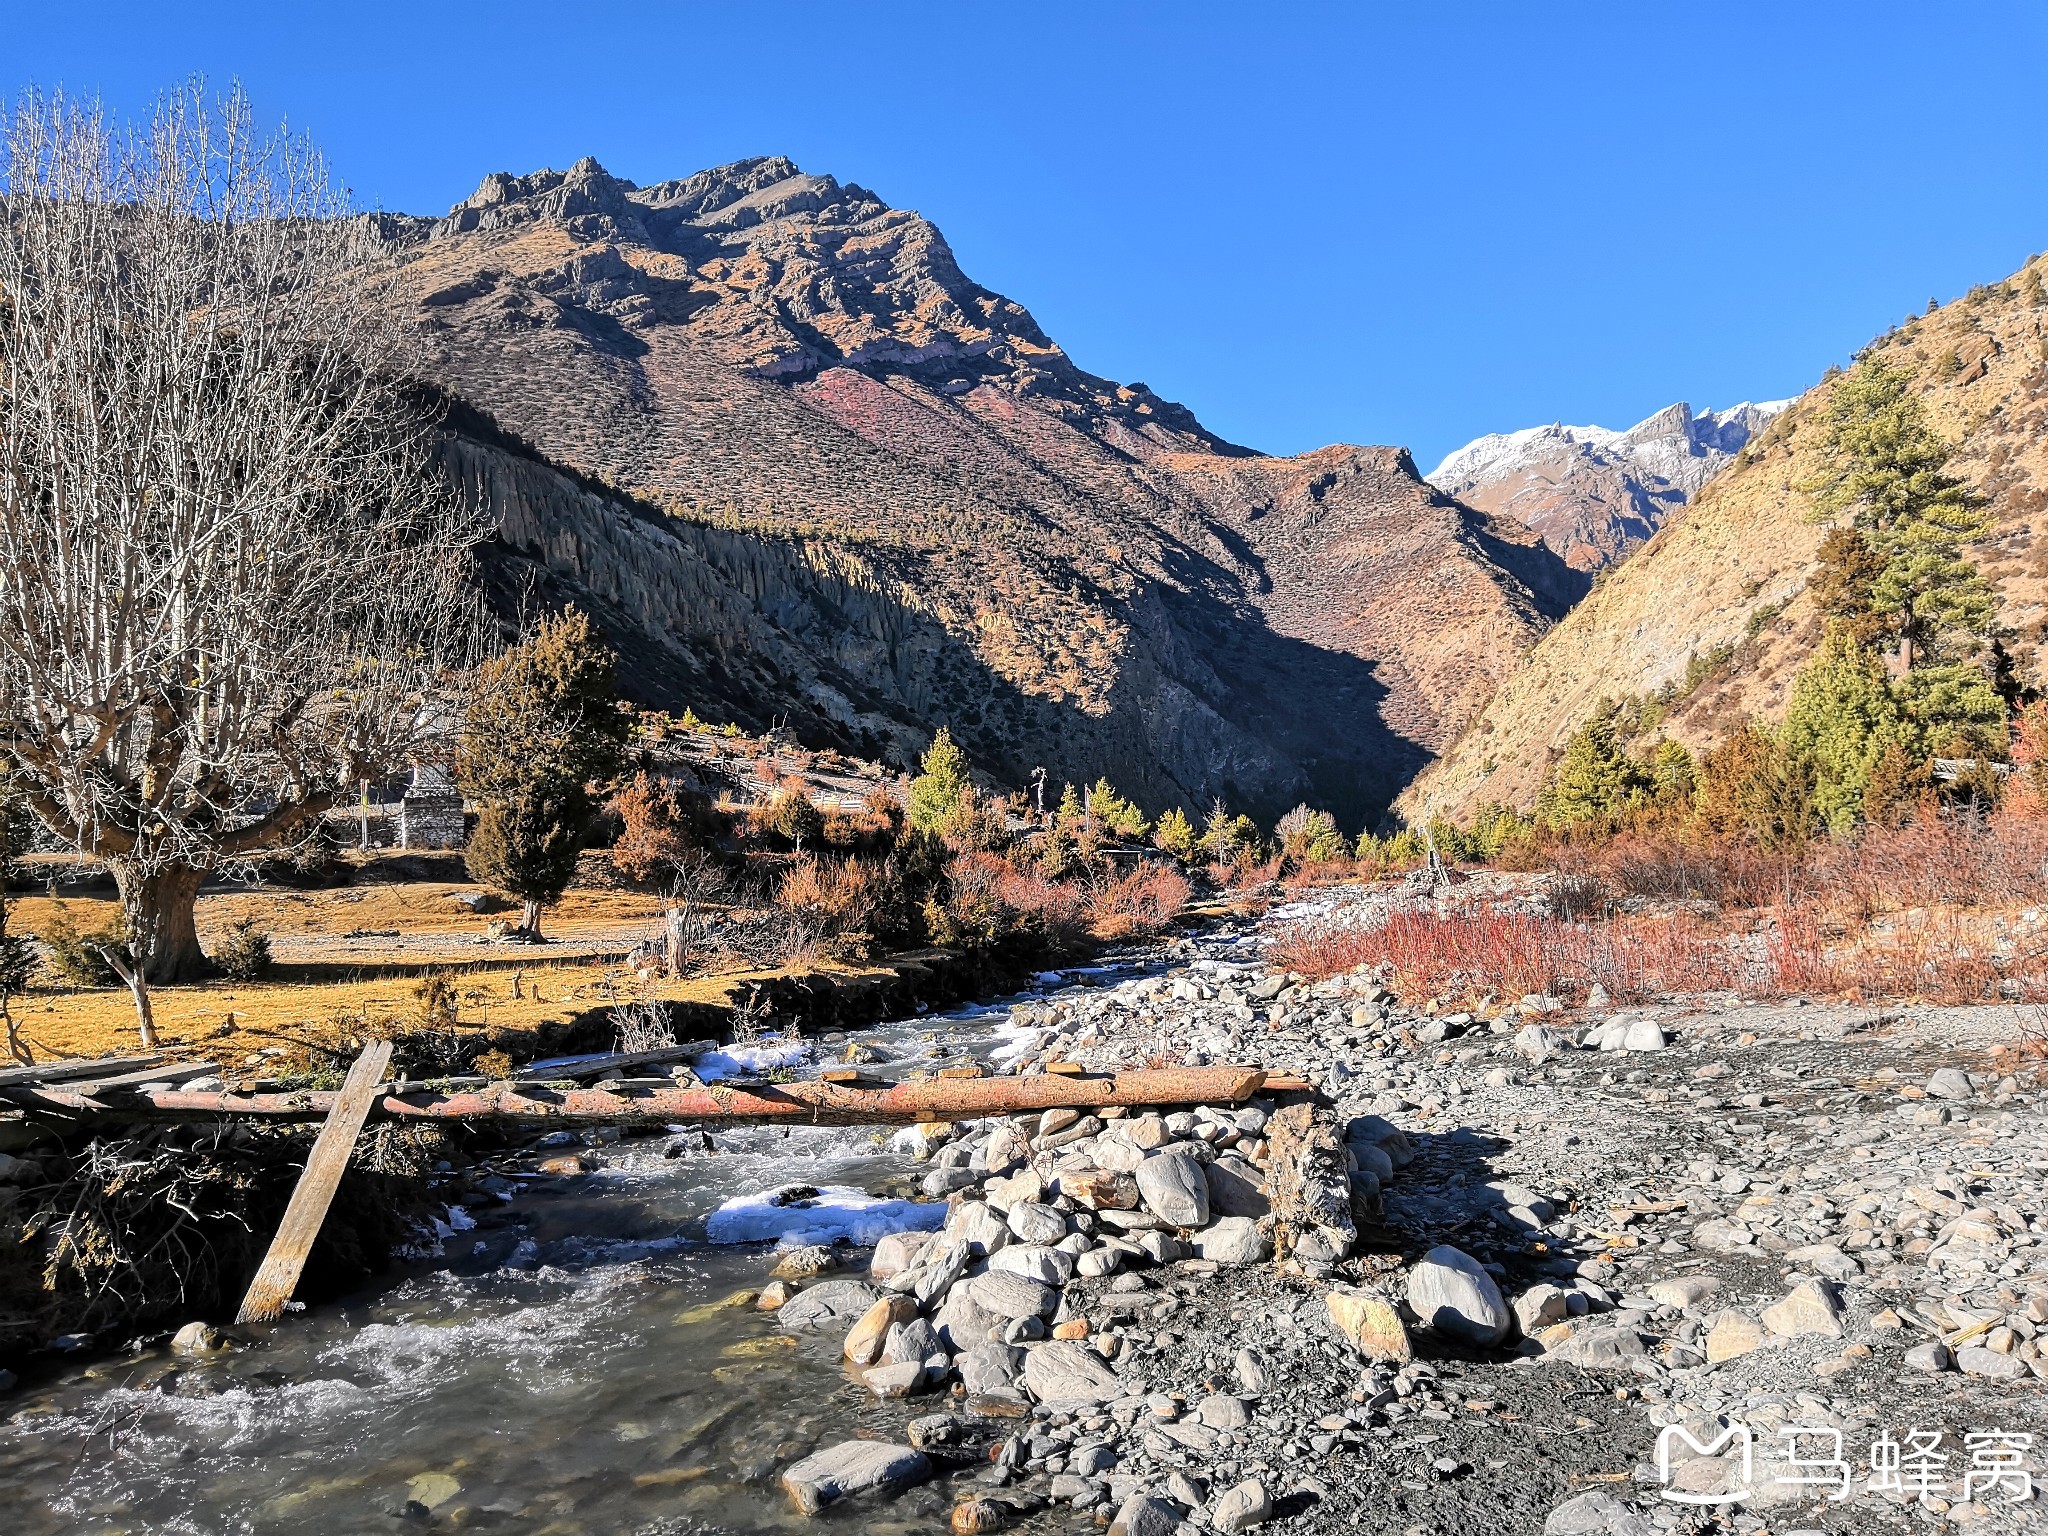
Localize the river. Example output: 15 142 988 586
0 931 1256 1535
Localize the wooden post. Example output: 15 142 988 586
235 1039 393 1324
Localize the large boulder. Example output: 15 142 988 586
1022 1340 1123 1406
777 1279 883 1334
1204 1155 1272 1218
961 1270 1057 1321
1194 1217 1271 1265
1405 1245 1510 1346
1136 1151 1210 1226
780 1441 932 1514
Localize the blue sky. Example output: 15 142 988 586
11 2 2048 466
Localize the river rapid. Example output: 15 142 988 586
0 931 1256 1536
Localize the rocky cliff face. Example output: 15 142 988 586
1427 400 1788 570
381 156 1582 825
1403 259 2048 824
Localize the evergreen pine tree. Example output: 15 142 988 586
905 727 973 835
1536 713 1645 832
457 607 629 935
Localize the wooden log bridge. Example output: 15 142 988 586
2 1064 1287 1128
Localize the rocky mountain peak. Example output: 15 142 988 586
1425 398 1789 570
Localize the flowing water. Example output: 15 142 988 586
0 943 1245 1535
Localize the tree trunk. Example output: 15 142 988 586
108 862 208 984
521 897 542 937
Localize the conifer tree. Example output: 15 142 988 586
1809 361 1996 668
906 728 973 835
458 607 629 936
1536 713 1645 832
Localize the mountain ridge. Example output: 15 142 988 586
1427 399 1788 570
379 154 1584 824
1401 255 2048 825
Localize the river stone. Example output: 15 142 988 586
870 1230 933 1282
1512 1284 1571 1333
1195 1393 1251 1430
862 1360 925 1397
1204 1156 1272 1218
170 1321 225 1355
1194 1216 1270 1265
991 1244 1075 1286
933 1287 1005 1350
1704 1310 1766 1362
1023 1340 1123 1406
1213 1477 1272 1532
778 1279 883 1333
1646 1275 1719 1311
1926 1067 1973 1101
1124 1114 1170 1149
1094 1135 1148 1173
1405 1245 1510 1346
957 1342 1024 1396
1325 1286 1412 1364
882 1316 948 1374
1108 1494 1181 1536
963 1270 1058 1320
984 1168 1044 1211
902 1244 971 1309
1546 1325 1648 1368
907 1412 1007 1465
1622 1019 1667 1052
1958 1345 2028 1380
946 1201 1011 1257
1136 1152 1210 1226
1904 1341 1952 1372
780 1440 932 1514
771 1244 836 1279
1062 1169 1140 1211
1761 1279 1842 1339
1544 1490 1654 1535
1006 1201 1068 1245
844 1295 919 1366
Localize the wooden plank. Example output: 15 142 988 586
511 1041 718 1083
0 1054 164 1088
234 1040 393 1325
66 1061 218 1092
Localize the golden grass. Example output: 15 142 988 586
6 880 771 1065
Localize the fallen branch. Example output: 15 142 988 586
3 1064 1271 1127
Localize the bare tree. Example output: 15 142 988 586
0 82 481 981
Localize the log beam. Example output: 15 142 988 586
1 1065 1270 1127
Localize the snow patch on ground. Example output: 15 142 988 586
693 1036 812 1082
703 1184 947 1247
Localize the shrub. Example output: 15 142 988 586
609 771 700 884
750 780 826 848
1274 805 1345 866
212 916 274 982
34 904 128 987
1084 864 1191 941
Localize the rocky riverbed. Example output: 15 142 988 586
4 878 2043 1536
748 878 2048 1535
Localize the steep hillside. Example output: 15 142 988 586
1427 401 1786 570
1402 256 2048 824
377 156 1581 824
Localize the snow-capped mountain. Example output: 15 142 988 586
1427 400 1790 570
